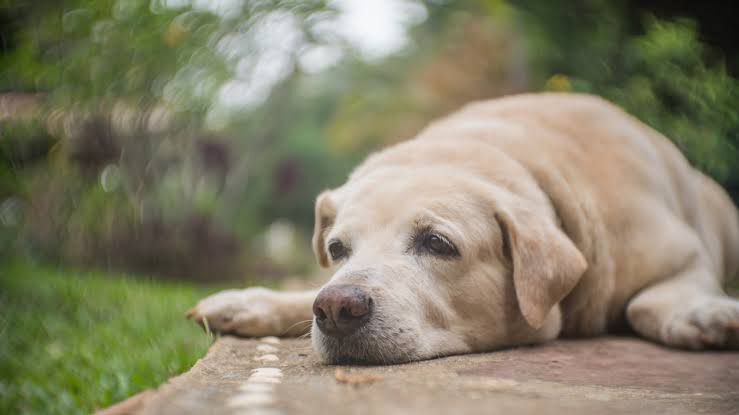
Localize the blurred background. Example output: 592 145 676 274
2 0 738 281
1 0 737 413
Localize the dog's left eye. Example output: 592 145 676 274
422 233 459 257
328 240 348 260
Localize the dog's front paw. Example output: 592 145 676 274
187 288 287 337
662 297 739 350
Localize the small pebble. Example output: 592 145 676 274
257 344 279 353
259 336 281 344
251 367 282 376
239 381 275 393
254 354 280 362
248 374 282 382
249 372 282 379
246 376 281 384
240 382 275 393
227 392 275 407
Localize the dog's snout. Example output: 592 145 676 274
313 285 372 337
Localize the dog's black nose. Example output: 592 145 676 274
313 285 372 337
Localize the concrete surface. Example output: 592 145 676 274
98 336 739 415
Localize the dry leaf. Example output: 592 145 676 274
334 369 383 386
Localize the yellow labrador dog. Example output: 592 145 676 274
188 93 739 363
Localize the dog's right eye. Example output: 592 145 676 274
328 240 348 261
422 233 459 257
413 230 459 258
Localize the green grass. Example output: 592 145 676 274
0 260 219 414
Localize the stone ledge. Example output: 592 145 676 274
98 336 739 415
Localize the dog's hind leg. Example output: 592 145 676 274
626 263 739 349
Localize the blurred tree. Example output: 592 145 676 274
1 0 736 279
513 0 739 199
626 0 739 76
0 0 333 278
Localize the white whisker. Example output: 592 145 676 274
281 319 313 336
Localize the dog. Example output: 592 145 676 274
187 93 739 364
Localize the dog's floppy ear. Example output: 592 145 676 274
495 208 587 329
312 190 337 267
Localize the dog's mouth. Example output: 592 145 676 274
311 320 422 365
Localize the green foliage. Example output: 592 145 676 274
515 1 739 196
1 0 337 275
1 0 325 115
0 118 54 195
604 20 739 187
0 259 215 414
0 118 54 256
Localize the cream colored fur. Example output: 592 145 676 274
189 93 739 363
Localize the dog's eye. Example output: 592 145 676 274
422 233 458 257
328 240 347 260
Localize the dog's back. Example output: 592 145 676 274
696 172 739 283
419 93 739 333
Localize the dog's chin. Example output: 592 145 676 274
311 321 423 365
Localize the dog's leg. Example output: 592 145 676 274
187 288 318 337
626 265 739 349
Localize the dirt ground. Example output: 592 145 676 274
98 336 739 415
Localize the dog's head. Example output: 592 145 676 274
310 149 587 364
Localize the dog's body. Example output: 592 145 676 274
189 93 739 363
